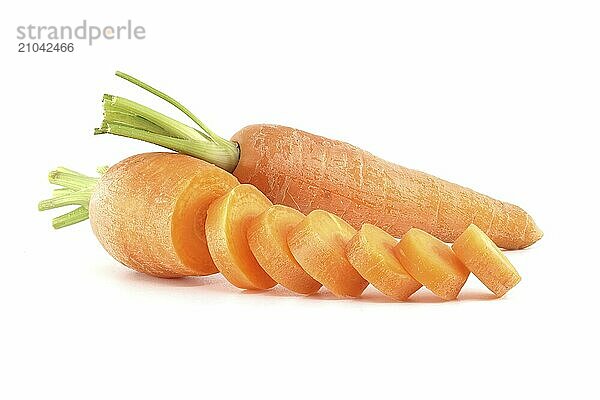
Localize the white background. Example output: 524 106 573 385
2 1 599 399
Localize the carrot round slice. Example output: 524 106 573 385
394 228 469 300
452 224 521 297
171 169 240 275
206 184 276 290
288 210 368 298
347 224 422 301
248 205 322 295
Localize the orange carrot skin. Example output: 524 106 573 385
247 205 322 295
347 224 422 301
205 184 276 290
452 224 521 297
231 124 542 250
394 228 470 300
288 210 368 298
89 152 239 278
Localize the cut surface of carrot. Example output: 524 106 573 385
205 184 276 290
248 205 322 295
171 167 240 275
288 210 368 297
452 224 521 297
394 228 469 300
347 224 422 300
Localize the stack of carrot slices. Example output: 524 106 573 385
205 184 522 301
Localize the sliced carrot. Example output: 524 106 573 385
452 224 521 297
346 224 422 301
288 210 368 297
87 153 239 278
393 228 469 300
205 184 276 290
248 205 322 295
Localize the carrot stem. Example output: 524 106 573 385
114 71 222 142
95 72 240 172
38 189 94 211
48 168 97 190
52 187 74 197
52 207 90 229
39 166 107 229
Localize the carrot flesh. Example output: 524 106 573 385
247 205 322 295
393 228 469 300
452 224 521 297
288 210 368 298
347 224 422 301
205 184 276 290
171 171 240 275
89 153 238 278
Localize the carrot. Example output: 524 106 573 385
39 152 239 277
205 184 276 290
288 210 368 297
394 228 470 300
452 224 521 297
346 224 422 301
95 72 543 250
247 205 322 295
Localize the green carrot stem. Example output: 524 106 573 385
52 207 89 229
96 72 240 172
38 189 94 211
102 94 205 140
48 169 97 190
102 109 169 136
53 187 74 197
40 166 105 229
115 71 221 142
95 121 239 172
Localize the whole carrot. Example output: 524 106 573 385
39 153 239 277
96 72 542 250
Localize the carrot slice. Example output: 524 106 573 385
288 210 368 297
205 184 276 290
347 224 422 300
248 205 322 295
171 167 240 275
452 224 521 297
393 228 469 300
